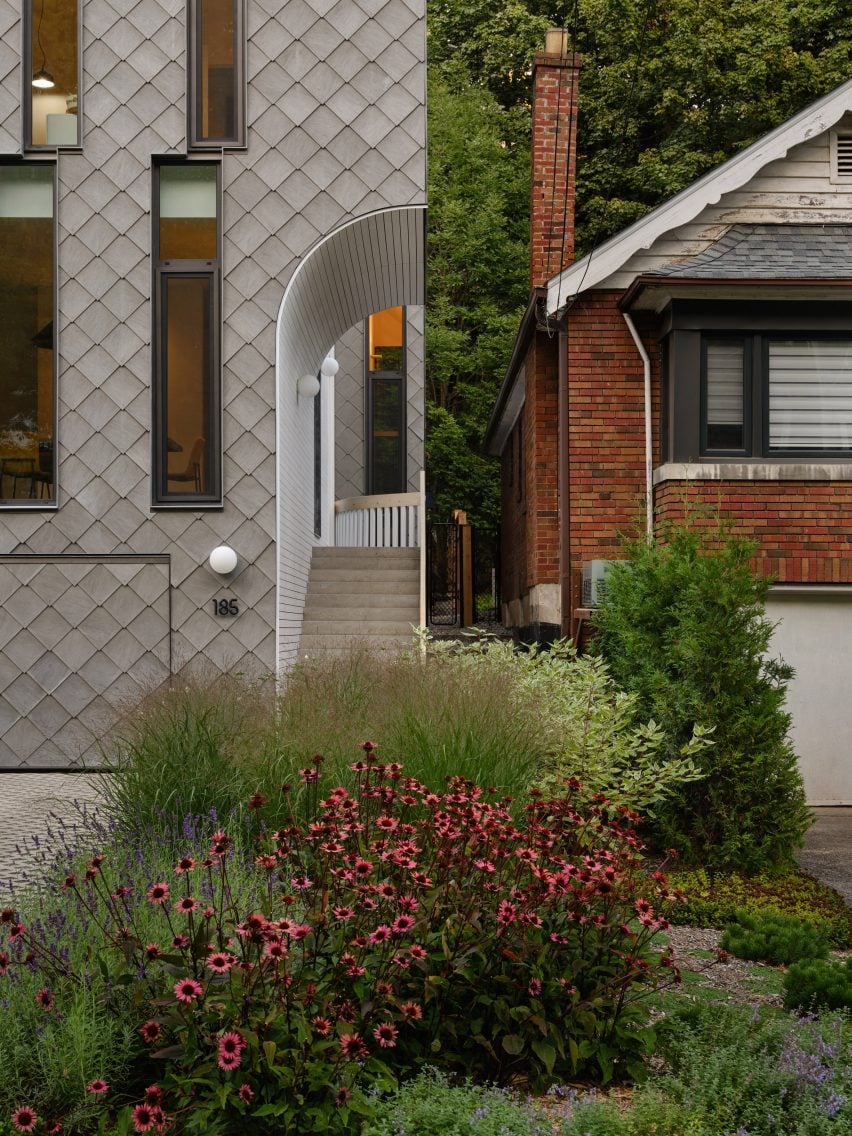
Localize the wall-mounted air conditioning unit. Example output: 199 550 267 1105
581 560 617 608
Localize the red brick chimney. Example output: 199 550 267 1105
530 30 581 288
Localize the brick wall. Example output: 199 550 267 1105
563 294 658 631
655 481 852 583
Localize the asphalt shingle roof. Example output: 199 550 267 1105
652 223 852 279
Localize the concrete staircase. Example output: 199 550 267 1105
297 546 421 661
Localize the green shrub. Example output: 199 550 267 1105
593 513 810 871
720 909 830 966
668 867 851 949
784 957 852 1012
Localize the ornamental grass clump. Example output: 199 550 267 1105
1 747 679 1135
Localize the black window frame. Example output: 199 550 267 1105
365 310 407 495
700 335 752 457
313 377 322 538
187 0 246 150
0 159 58 510
23 0 83 151
151 160 223 508
663 300 852 463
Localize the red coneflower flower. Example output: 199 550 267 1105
174 856 195 874
131 1104 156 1132
206 951 236 972
146 883 169 905
368 925 392 944
45 1120 62 1134
86 1080 109 1094
237 1083 253 1103
139 1021 161 1044
145 944 160 960
354 859 373 877
332 906 354 921
61 875 76 890
392 914 415 934
373 1022 398 1048
175 896 199 914
35 987 55 1011
218 1051 241 1071
311 1016 332 1036
335 1087 351 1106
8 923 25 941
528 978 542 997
219 1031 246 1057
0 908 16 923
143 1086 163 1105
255 854 277 870
339 1033 368 1060
11 1107 37 1132
408 944 427 960
0 950 8 975
247 792 267 809
112 886 132 899
263 939 287 960
171 934 190 949
173 978 203 1004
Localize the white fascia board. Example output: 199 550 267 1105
547 78 852 314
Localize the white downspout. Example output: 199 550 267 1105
622 311 654 542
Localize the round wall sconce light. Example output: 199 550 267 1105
320 354 340 379
297 372 321 400
208 545 238 575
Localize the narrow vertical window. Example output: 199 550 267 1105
313 380 322 537
702 339 747 453
366 307 406 494
0 165 55 505
153 163 221 505
27 0 80 148
189 0 245 147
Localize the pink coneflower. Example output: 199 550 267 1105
255 854 277 870
219 1031 246 1058
332 906 354 921
206 951 237 972
408 944 427 960
173 978 203 1004
339 1033 368 1060
0 951 8 976
139 1020 161 1044
373 1022 398 1048
175 896 199 914
8 923 25 941
35 986 55 1011
247 792 267 809
218 1051 241 1071
263 939 287 961
11 1107 38 1132
354 859 373 877
290 875 312 890
145 944 161 960
237 1083 253 1103
312 1016 332 1036
146 882 169 905
0 908 15 924
392 914 415 934
86 1080 109 1095
131 1104 157 1132
528 978 542 997
143 1086 163 1105
174 856 195 874
61 874 77 890
112 885 132 899
400 1001 423 1020
335 1087 351 1107
45 1121 62 1134
171 934 190 949
368 925 392 944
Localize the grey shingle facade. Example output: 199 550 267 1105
0 0 426 767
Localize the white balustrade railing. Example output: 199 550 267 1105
334 489 422 550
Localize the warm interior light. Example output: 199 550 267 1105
32 68 55 88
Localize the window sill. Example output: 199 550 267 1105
653 461 852 485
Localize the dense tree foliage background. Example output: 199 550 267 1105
425 0 852 533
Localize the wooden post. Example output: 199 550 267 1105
452 509 474 627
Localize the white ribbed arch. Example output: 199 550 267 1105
275 205 427 671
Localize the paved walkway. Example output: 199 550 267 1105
0 774 849 903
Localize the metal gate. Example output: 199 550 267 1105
473 528 500 623
427 523 461 625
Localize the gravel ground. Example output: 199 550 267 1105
663 924 785 1006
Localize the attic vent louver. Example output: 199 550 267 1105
837 135 852 179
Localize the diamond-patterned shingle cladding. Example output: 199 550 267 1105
0 0 425 766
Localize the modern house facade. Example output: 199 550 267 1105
0 0 426 768
487 50 852 805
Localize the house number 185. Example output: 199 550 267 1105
212 598 239 616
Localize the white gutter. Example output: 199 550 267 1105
622 312 653 541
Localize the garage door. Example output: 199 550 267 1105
766 588 852 805
0 556 170 769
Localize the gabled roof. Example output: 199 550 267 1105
547 77 852 314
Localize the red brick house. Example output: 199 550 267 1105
485 48 852 805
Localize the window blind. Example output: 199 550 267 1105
769 340 852 450
706 340 744 449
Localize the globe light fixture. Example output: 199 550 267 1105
208 545 238 575
297 372 320 399
320 354 339 379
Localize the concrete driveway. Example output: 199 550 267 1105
795 807 852 905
